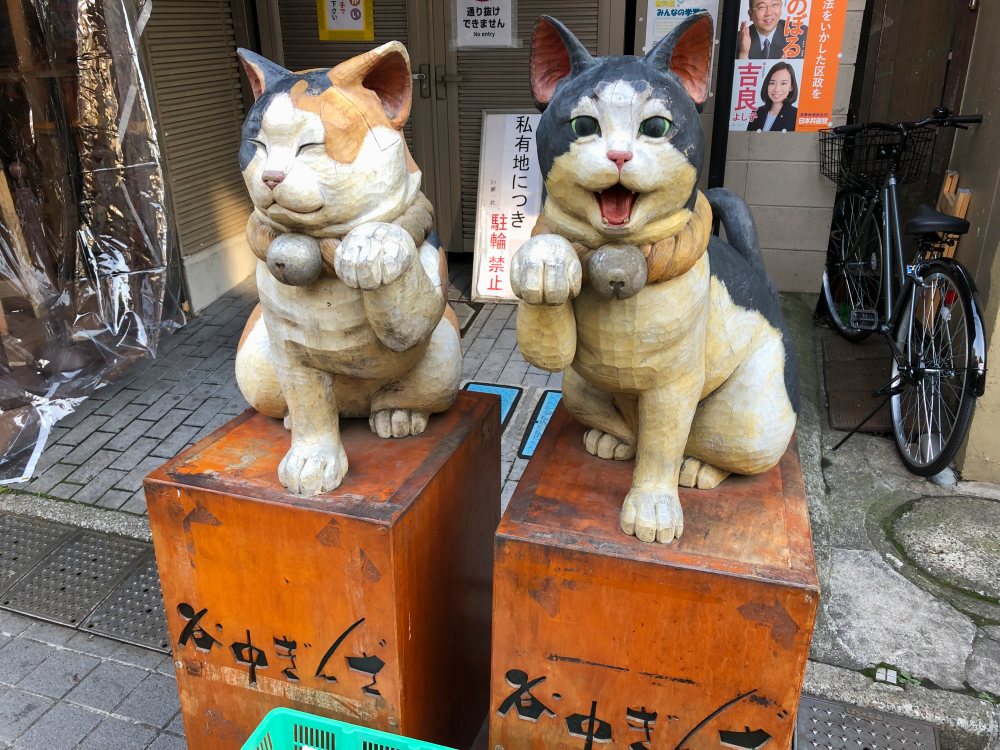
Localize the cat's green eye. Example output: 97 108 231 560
570 116 601 138
639 117 671 138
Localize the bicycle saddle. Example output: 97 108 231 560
904 203 970 235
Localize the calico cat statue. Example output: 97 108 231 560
233 43 461 496
511 14 798 543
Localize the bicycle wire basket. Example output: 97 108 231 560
818 126 935 190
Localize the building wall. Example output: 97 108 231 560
709 0 867 293
946 1 1000 479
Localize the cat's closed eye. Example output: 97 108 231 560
296 142 325 156
250 138 267 152
639 117 671 138
570 116 601 138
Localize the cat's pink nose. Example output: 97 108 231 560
262 170 285 190
607 150 633 171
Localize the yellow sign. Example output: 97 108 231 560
317 0 375 41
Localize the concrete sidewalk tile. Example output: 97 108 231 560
94 391 141 417
182 397 228 427
140 394 191 422
59 415 110 448
15 701 103 750
110 438 159 471
62 431 116 465
16 649 100 698
22 621 77 647
67 450 120 484
105 641 169 671
180 382 225 411
145 409 194 440
95 489 137 511
0 687 53 741
148 732 186 750
116 456 168 493
0 638 53 685
114 672 180 728
64 661 147 712
104 404 153 433
65 633 120 660
105 419 155 451
131 381 173 407
191 412 235 442
165 711 184 735
46 482 83 501
120 491 148 515
25 461 76 494
77 716 158 750
73 470 128 505
0 612 33 637
31 444 71 474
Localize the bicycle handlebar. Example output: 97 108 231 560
832 110 983 135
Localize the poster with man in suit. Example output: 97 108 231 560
728 0 850 132
737 0 808 60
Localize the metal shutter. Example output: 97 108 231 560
455 3 602 247
145 0 252 258
277 0 412 148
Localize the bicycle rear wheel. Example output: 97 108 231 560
890 264 977 476
822 190 884 341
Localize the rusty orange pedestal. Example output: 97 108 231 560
490 405 818 750
145 392 500 750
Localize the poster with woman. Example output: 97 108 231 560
728 0 848 132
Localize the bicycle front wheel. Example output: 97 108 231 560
890 265 977 476
822 190 884 341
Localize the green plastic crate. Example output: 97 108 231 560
242 708 457 750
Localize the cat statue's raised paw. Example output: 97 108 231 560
233 43 461 496
511 14 799 543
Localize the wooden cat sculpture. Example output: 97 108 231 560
233 44 461 496
511 14 799 543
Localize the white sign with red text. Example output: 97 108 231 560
472 112 543 303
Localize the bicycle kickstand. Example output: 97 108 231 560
832 376 904 451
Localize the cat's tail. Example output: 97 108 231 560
705 187 778 299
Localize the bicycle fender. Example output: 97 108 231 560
925 258 987 397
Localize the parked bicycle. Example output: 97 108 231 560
818 107 987 476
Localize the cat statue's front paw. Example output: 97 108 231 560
620 486 684 544
510 234 582 305
278 439 349 496
336 222 417 290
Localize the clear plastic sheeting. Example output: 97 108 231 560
0 0 183 481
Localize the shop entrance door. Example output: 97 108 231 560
266 0 621 253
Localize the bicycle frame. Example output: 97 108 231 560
860 162 988 396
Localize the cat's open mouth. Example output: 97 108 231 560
596 184 638 226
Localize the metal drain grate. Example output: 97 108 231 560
82 553 170 652
0 514 75 594
797 696 938 750
2 531 149 626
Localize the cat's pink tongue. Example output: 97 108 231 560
597 185 637 226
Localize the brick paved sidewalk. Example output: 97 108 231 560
0 610 183 749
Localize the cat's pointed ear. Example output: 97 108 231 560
331 41 412 129
237 49 288 101
530 16 596 110
645 12 713 108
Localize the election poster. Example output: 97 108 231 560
317 0 374 41
641 0 721 54
455 0 515 48
727 0 848 132
472 112 543 303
